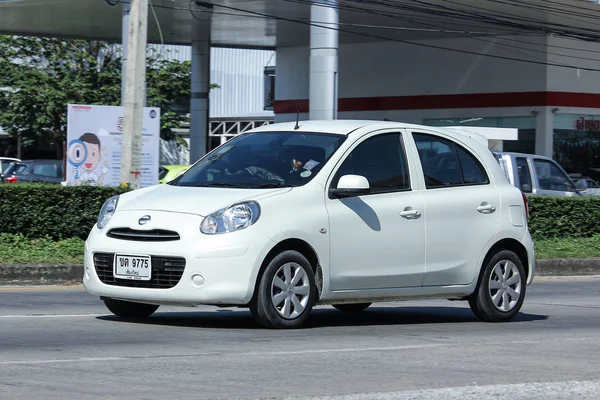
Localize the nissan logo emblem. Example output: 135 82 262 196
138 215 151 225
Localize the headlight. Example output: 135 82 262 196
97 195 119 229
200 201 260 234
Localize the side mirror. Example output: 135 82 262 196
575 179 589 191
330 175 370 198
520 183 532 193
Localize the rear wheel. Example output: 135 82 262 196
469 249 526 322
332 303 372 312
102 298 159 319
250 250 316 329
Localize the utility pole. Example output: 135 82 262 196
120 1 130 105
120 0 148 189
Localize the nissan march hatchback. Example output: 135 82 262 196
84 120 535 329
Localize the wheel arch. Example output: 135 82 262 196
250 238 322 303
481 238 530 282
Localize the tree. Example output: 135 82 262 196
0 35 216 158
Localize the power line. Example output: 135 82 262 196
111 0 600 72
204 0 600 72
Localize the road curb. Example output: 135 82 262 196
0 264 83 286
536 258 600 277
1 258 600 285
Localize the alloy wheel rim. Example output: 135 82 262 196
488 260 522 312
271 262 311 319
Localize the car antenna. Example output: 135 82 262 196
294 111 300 130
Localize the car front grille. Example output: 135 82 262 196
93 253 186 289
107 228 180 242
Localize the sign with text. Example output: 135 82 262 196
576 117 600 131
66 104 160 187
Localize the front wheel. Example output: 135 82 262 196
103 298 159 319
250 250 317 329
469 249 526 322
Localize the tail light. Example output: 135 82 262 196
521 191 529 221
4 176 18 183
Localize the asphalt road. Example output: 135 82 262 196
1 278 599 400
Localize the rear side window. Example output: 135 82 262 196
33 163 61 178
413 133 489 189
515 157 533 193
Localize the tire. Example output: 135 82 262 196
250 250 317 329
103 297 159 319
332 303 372 312
469 249 526 322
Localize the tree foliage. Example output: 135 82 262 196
0 35 216 157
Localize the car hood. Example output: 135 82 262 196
117 184 292 217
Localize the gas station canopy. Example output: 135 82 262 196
2 0 598 48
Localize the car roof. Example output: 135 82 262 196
494 151 552 160
15 159 62 163
248 119 490 148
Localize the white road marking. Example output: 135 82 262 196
0 357 126 366
283 380 600 400
0 313 104 318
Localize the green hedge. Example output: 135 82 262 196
528 196 600 240
0 184 130 240
1 185 599 241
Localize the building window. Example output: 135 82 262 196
263 66 275 111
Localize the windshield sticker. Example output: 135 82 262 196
300 170 312 178
303 160 320 171
290 159 303 173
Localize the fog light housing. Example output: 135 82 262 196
191 274 205 287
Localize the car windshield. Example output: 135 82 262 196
175 131 346 188
4 163 28 176
158 167 168 180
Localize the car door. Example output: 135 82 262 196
326 131 426 290
530 157 579 196
411 131 501 286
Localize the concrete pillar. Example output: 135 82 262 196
535 107 554 158
190 10 212 163
121 1 130 106
309 0 339 120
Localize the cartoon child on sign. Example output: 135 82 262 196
67 130 110 186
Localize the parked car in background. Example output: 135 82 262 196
568 173 600 196
1 159 64 184
158 165 190 184
84 120 535 329
493 152 587 196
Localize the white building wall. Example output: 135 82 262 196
150 45 276 118
546 36 600 93
276 36 548 104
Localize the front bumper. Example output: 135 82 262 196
83 210 275 306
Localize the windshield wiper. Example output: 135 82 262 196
256 182 296 188
199 182 245 188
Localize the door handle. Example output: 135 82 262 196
400 209 421 219
477 204 496 214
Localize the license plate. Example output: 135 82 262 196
113 254 152 281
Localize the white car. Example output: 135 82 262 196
84 120 535 329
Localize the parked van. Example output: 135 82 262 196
492 152 587 196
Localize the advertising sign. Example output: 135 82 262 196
66 104 160 187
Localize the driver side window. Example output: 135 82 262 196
332 133 410 194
